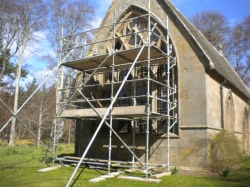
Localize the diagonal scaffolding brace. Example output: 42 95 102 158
0 47 76 134
0 99 65 166
65 44 146 187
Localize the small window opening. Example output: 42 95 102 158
104 72 112 83
117 121 131 133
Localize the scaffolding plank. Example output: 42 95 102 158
118 176 161 183
62 46 166 72
84 57 167 73
59 105 147 118
150 172 171 179
89 172 120 183
61 156 159 166
37 165 65 173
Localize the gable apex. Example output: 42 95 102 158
98 0 250 99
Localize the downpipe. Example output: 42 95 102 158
220 79 226 129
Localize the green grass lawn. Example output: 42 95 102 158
0 143 250 187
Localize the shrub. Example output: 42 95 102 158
209 131 246 173
0 145 35 156
221 167 231 177
171 166 179 174
2 147 18 156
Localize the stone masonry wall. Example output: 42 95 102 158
74 0 249 168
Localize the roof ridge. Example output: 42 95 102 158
163 0 250 99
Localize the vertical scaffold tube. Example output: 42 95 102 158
145 0 151 178
132 65 137 163
53 28 64 165
108 10 116 175
65 45 146 187
166 16 170 172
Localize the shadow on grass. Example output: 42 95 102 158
0 159 34 170
70 166 86 187
198 165 250 187
57 153 75 157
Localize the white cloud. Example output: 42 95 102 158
25 32 55 61
20 68 57 88
8 31 55 70
14 0 113 86
95 0 112 15
35 69 56 84
90 0 112 28
91 16 104 28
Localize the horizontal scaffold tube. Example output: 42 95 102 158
62 14 149 40
65 44 147 187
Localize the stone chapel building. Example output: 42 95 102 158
59 0 250 168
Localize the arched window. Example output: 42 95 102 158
225 91 235 133
156 42 177 135
242 107 249 153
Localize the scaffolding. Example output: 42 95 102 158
47 3 178 185
0 1 177 186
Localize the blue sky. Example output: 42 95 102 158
171 0 250 25
21 0 250 85
91 0 250 27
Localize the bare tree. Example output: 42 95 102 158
227 15 250 86
191 11 250 86
0 87 13 142
191 10 230 48
43 0 95 146
0 0 23 81
31 84 56 148
9 0 47 146
47 0 95 52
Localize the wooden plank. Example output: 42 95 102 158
63 156 159 166
150 172 171 179
118 176 161 183
59 105 147 118
89 172 120 183
37 165 66 173
124 169 139 173
88 177 106 183
62 46 166 72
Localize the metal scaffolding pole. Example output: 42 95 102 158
108 9 116 175
0 99 65 166
65 44 146 187
145 0 151 178
53 27 64 162
44 53 112 162
55 53 112 116
0 48 75 134
166 15 170 172
78 92 144 166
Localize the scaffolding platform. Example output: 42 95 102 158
62 45 167 73
57 156 160 168
46 6 178 186
59 105 166 119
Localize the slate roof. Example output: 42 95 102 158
164 0 250 99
